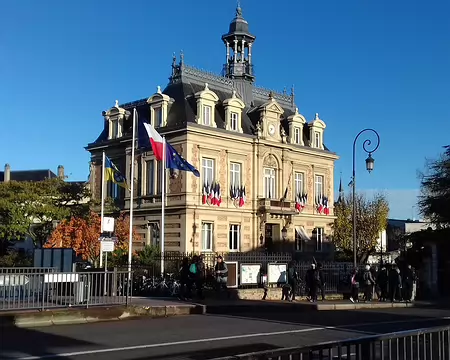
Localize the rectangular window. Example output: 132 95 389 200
230 112 239 131
229 162 241 188
202 222 213 251
264 168 276 199
314 131 321 148
111 120 119 139
153 107 163 127
315 175 324 199
294 127 301 144
229 224 240 251
156 161 165 194
146 160 154 195
313 227 324 252
294 172 304 196
203 105 212 126
295 228 303 252
202 158 215 185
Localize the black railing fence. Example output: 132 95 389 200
123 252 366 295
211 325 450 360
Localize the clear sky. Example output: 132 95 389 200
1 0 449 219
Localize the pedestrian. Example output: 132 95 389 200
362 265 375 302
402 264 414 302
179 257 191 300
287 260 299 301
376 267 388 301
305 263 319 302
349 268 360 303
214 256 229 296
388 266 402 302
195 255 206 299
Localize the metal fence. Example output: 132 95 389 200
0 267 57 274
124 252 364 295
0 270 132 311
212 325 450 360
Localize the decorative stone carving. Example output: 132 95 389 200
326 167 332 197
245 157 252 202
263 154 277 168
191 145 200 193
219 149 227 185
218 215 228 221
307 166 313 205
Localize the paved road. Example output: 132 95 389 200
3 307 450 360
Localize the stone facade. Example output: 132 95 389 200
85 5 339 256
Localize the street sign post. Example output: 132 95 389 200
102 217 115 233
101 240 115 253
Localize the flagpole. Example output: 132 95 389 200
99 151 106 268
127 108 137 283
160 136 166 277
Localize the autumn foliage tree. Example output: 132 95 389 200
331 193 389 263
45 211 141 265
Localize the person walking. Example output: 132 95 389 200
317 263 326 301
214 256 229 296
376 267 388 302
402 264 414 302
305 263 319 302
349 268 360 303
287 260 299 301
179 257 191 300
389 266 402 302
362 265 375 302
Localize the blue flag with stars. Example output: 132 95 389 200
166 142 200 177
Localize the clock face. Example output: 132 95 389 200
268 124 276 136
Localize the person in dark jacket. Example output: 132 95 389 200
376 267 388 302
402 264 414 302
389 266 402 302
179 257 191 300
362 265 375 302
349 268 359 303
214 256 229 295
195 255 206 299
305 264 319 302
287 260 299 301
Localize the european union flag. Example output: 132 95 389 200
166 142 200 177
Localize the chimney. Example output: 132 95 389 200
4 163 10 182
57 165 65 179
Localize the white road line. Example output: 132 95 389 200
14 316 450 360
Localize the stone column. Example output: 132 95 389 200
233 40 238 63
241 39 245 61
226 41 230 62
4 163 10 182
248 43 252 64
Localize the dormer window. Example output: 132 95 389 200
147 86 172 128
294 127 301 145
223 90 245 133
308 113 326 150
287 108 306 146
195 83 219 128
203 105 212 126
105 100 126 140
231 112 239 131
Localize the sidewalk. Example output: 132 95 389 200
0 297 205 328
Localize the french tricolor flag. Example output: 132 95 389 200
139 120 200 177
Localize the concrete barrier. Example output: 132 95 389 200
0 303 206 328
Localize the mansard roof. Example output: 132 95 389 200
88 64 331 152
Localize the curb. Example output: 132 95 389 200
0 304 206 328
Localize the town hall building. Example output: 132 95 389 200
86 5 339 256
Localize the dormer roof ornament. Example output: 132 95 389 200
114 100 119 108
157 86 162 94
315 113 320 120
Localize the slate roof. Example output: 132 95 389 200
0 170 57 182
89 64 330 152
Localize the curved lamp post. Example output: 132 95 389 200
352 129 380 268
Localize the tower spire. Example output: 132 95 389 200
338 172 344 203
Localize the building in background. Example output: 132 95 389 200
86 5 339 256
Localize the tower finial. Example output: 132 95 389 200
236 0 242 16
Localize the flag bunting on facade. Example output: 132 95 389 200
315 195 330 215
295 193 308 212
229 185 246 207
202 181 222 206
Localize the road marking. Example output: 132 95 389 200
15 316 450 360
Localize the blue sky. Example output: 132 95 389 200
1 0 449 219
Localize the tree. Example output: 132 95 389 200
418 145 450 227
331 193 389 263
0 178 92 252
44 211 141 265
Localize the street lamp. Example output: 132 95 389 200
352 129 380 268
281 226 288 241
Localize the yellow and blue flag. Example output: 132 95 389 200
105 156 129 189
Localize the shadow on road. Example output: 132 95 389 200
1 315 94 359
